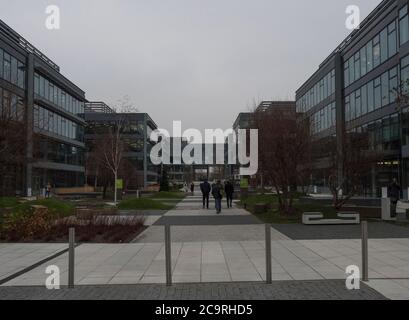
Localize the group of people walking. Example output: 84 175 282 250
199 179 234 214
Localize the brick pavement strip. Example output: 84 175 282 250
0 280 386 300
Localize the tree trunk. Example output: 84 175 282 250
114 171 118 204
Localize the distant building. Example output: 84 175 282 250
84 103 159 189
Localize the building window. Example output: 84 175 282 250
400 6 409 46
388 21 397 57
374 77 382 110
389 67 398 104
381 72 389 107
360 46 367 76
373 35 381 68
3 52 11 82
368 80 374 113
366 40 373 73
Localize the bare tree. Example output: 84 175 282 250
327 130 382 210
0 98 26 196
252 108 311 215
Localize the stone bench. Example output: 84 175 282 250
302 212 360 225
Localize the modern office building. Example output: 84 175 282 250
229 102 296 182
84 102 160 190
296 0 409 197
0 19 86 196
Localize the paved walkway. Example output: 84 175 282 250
0 281 385 300
0 244 67 282
1 193 409 299
133 193 289 243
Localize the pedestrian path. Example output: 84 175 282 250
132 192 289 243
1 192 409 299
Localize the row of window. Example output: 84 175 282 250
310 102 336 135
346 66 398 122
34 73 84 118
85 121 145 136
347 114 400 152
36 139 85 167
0 48 25 89
34 104 84 142
344 20 397 88
296 69 335 113
0 87 24 122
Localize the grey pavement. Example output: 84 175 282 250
0 280 386 300
272 221 409 240
1 193 409 299
132 193 282 243
134 225 288 242
154 216 262 226
0 243 67 281
3 239 409 289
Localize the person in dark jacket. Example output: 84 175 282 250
200 179 211 209
190 182 195 194
211 180 223 214
388 178 401 217
224 180 234 208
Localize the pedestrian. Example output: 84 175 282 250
200 179 211 209
388 178 401 217
224 180 234 208
190 182 195 194
212 180 223 214
45 182 52 198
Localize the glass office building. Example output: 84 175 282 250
296 0 409 197
0 19 86 196
84 104 160 189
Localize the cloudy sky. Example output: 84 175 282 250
1 0 380 132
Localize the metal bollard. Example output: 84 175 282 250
68 227 75 288
265 224 272 284
361 221 369 282
165 224 172 286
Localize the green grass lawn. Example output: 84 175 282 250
240 194 337 224
0 197 21 208
118 198 174 210
240 194 279 206
13 198 75 218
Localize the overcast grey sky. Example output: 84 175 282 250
1 0 380 132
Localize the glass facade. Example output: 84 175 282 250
33 104 84 142
34 72 84 118
344 20 397 88
296 69 335 114
0 48 25 89
345 66 398 121
310 102 336 134
0 87 24 121
35 138 84 167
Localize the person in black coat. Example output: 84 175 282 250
224 180 234 208
200 180 211 209
388 178 401 217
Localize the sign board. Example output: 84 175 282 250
116 179 123 189
240 178 249 189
